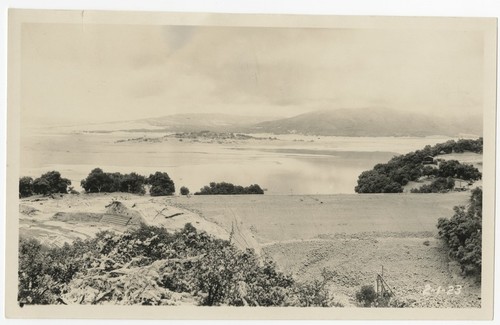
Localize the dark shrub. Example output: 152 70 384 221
32 171 71 195
355 285 377 307
81 168 148 194
437 188 482 277
19 177 34 198
195 182 264 195
411 177 455 193
148 172 175 196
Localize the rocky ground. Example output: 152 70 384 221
262 232 481 307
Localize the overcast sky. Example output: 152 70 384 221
21 23 484 126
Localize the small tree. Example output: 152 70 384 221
19 177 34 198
32 178 50 195
245 184 265 194
180 186 190 195
81 168 113 193
437 188 482 276
148 172 175 196
119 172 146 194
355 285 377 307
32 171 71 195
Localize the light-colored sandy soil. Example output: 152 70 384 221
19 193 230 248
18 192 480 308
167 193 481 308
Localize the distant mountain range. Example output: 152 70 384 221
61 108 482 137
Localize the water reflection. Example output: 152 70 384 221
21 133 454 194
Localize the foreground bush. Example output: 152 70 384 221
437 188 482 276
195 182 264 195
355 285 377 307
18 223 340 307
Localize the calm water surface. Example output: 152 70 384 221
21 132 454 194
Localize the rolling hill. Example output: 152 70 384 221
48 108 481 137
141 113 278 132
249 108 482 137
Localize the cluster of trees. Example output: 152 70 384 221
80 168 175 196
19 171 71 198
410 177 455 193
428 138 483 155
437 160 482 180
355 138 482 193
80 169 146 194
21 169 266 198
437 188 482 276
18 223 340 307
195 182 264 195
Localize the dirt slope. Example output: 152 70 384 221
18 192 480 308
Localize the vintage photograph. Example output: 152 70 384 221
5 9 496 319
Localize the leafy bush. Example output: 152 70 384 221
119 172 146 194
436 160 481 180
355 285 377 307
18 223 340 307
19 177 34 198
80 168 157 195
148 172 175 196
437 188 482 276
21 171 71 197
410 177 455 193
195 182 264 195
290 275 340 307
180 186 190 195
355 138 482 193
81 168 122 193
354 171 403 193
428 138 483 155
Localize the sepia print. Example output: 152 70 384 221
5 9 496 320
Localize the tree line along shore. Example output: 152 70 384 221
19 168 264 198
355 138 482 193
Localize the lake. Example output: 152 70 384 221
21 130 456 194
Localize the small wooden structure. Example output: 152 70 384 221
376 266 395 301
422 156 435 165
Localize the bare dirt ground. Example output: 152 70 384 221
19 193 230 248
168 193 481 308
18 192 480 308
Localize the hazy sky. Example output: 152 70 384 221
21 23 484 126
